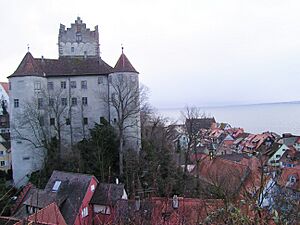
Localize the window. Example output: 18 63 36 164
71 47 74 52
22 156 30 160
76 33 82 42
61 98 67 106
0 161 5 167
70 81 77 88
98 77 103 84
82 97 88 106
61 81 66 89
100 116 105 124
66 118 70 125
71 97 77 106
50 118 55 126
39 116 44 126
83 117 88 125
38 98 43 109
113 118 117 124
81 207 88 218
276 154 281 158
0 151 3 156
52 180 61 192
91 184 95 192
34 81 41 90
47 82 54 90
49 98 54 107
289 176 297 183
14 99 19 108
81 80 87 89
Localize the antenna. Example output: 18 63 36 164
121 43 124 54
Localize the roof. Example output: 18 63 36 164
278 167 300 191
0 82 9 95
185 117 216 133
9 52 113 78
43 170 95 225
14 203 67 225
90 183 125 206
114 51 138 73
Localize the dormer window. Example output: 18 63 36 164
289 175 297 183
52 180 61 192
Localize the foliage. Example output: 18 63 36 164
78 119 119 182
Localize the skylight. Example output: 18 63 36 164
52 180 61 192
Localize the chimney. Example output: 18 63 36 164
172 195 179 209
135 196 140 211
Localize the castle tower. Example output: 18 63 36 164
109 48 141 152
58 17 100 58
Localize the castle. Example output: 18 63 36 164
8 17 141 187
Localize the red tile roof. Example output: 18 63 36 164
114 52 138 73
14 202 67 225
278 166 300 191
0 82 9 94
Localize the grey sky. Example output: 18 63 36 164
1 0 300 108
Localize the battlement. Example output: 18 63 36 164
58 17 100 58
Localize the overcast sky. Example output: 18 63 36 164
1 0 300 108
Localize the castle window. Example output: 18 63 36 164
70 81 76 88
83 117 88 125
34 81 41 90
76 33 82 42
81 80 87 89
71 97 77 106
98 77 103 84
38 98 43 109
61 81 66 89
61 98 67 106
0 161 5 167
71 47 74 52
66 118 70 125
49 98 54 107
50 118 55 126
82 97 88 106
39 116 44 126
48 82 54 90
14 99 19 108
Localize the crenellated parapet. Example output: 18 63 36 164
58 17 100 58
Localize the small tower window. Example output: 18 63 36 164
71 47 74 52
76 33 82 42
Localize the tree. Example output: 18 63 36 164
78 119 119 182
103 76 145 177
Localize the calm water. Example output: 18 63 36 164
158 103 300 136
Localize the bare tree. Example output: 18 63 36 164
103 75 145 177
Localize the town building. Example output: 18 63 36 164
8 17 141 187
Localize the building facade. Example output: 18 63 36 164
9 17 141 187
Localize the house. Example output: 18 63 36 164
0 82 9 115
9 17 141 187
268 144 290 167
90 183 128 224
185 117 216 134
0 137 11 172
13 170 98 225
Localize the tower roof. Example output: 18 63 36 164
13 52 42 76
114 50 138 73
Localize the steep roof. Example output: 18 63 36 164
0 82 9 95
15 203 67 225
114 51 138 73
9 53 113 78
43 170 95 225
90 183 125 206
13 52 42 76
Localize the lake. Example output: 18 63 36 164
158 103 300 136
